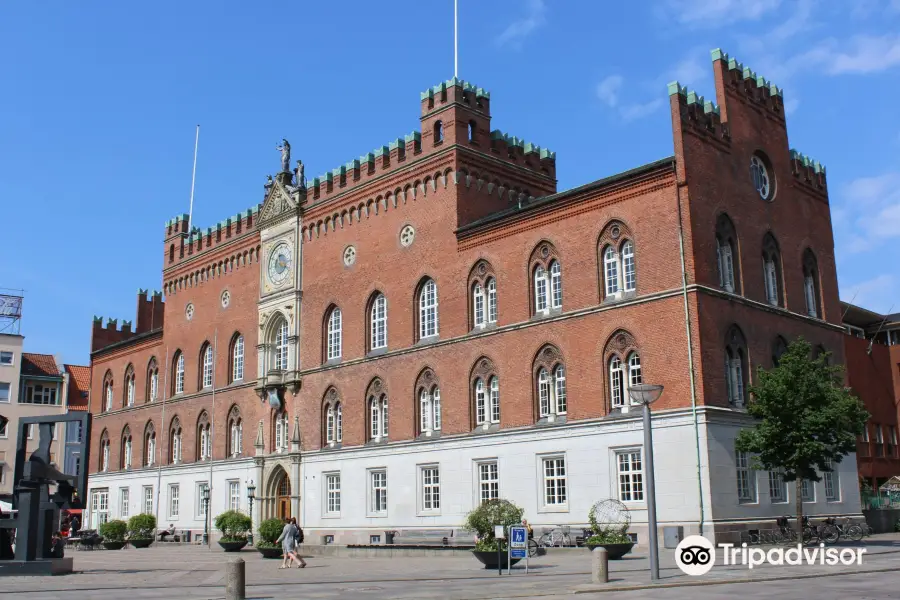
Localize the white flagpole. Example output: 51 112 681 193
454 0 458 77
187 125 200 228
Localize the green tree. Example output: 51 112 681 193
735 338 868 539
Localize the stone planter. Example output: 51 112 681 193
585 542 634 559
102 541 126 550
471 550 521 569
218 539 249 552
129 539 153 549
257 546 283 559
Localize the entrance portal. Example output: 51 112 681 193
277 476 291 520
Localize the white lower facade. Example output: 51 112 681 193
86 408 863 546
300 408 862 546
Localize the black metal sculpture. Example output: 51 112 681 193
0 412 91 575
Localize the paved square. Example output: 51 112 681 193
1 535 898 599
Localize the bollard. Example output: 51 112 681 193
591 547 609 584
226 557 246 600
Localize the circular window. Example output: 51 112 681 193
750 154 773 200
399 225 416 247
343 245 357 267
221 290 230 308
185 303 195 321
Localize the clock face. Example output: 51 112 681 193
267 243 292 286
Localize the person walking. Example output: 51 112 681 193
290 517 307 568
276 518 302 569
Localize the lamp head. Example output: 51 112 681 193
202 487 209 501
247 482 256 498
628 383 664 406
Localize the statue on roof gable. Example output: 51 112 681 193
276 138 291 173
294 159 305 188
264 174 274 198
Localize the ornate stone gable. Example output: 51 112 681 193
258 179 300 228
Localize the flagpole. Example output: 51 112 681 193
187 125 200 228
207 329 217 549
454 0 459 77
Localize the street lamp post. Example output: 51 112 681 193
202 486 210 545
629 383 664 582
247 481 256 546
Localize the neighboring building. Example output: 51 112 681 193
87 49 860 545
0 333 24 495
842 302 900 500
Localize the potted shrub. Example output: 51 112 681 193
464 499 525 569
256 518 285 559
584 504 635 559
99 519 128 550
214 510 252 552
127 513 156 548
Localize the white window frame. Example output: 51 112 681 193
371 294 387 350
419 280 439 339
199 425 210 461
327 308 342 360
172 428 182 463
804 274 817 317
149 369 158 402
764 258 778 306
143 485 153 515
604 246 620 298
476 460 500 505
0 382 10 404
420 387 441 435
539 455 568 512
202 346 213 388
274 319 289 371
324 472 341 516
168 484 180 519
196 482 209 519
750 155 770 200
473 283 485 328
615 449 644 503
487 278 497 324
534 266 549 313
368 469 387 516
119 487 130 519
622 240 636 292
609 356 624 409
230 420 242 457
175 353 185 394
126 375 135 407
550 261 562 309
768 471 788 503
823 459 840 502
801 479 816 503
123 436 132 469
0 351 13 365
489 377 500 424
232 336 244 381
717 238 735 293
420 465 441 513
22 383 58 405
228 480 240 512
146 433 156 467
735 449 757 503
105 383 113 411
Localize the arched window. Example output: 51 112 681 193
274 411 289 453
124 364 135 407
622 241 636 292
487 278 497 324
750 154 772 200
323 388 343 445
200 343 213 389
369 293 387 351
715 214 740 293
604 246 619 296
326 404 335 443
197 411 211 461
468 120 476 143
273 316 289 370
147 358 159 403
725 326 749 407
170 417 182 464
231 334 244 382
471 357 500 429
102 370 114 412
326 306 342 361
144 422 156 467
416 369 442 436
533 345 567 421
604 330 642 412
599 221 637 301
530 242 562 316
173 351 184 395
772 336 788 367
418 278 439 339
473 283 485 328
121 426 132 470
99 429 110 472
369 395 388 440
802 249 821 318
762 233 783 307
227 406 243 457
433 120 444 144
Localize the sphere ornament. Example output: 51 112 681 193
588 499 631 535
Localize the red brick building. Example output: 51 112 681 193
842 303 900 500
86 49 860 544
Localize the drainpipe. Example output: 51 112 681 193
675 178 705 536
207 329 217 548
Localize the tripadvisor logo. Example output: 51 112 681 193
675 534 867 576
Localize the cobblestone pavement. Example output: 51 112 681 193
1 534 898 599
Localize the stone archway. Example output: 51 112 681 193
264 465 291 520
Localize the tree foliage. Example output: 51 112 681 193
127 513 157 540
214 510 252 541
256 517 284 549
99 519 128 542
735 338 868 534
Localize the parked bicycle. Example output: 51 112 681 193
537 526 573 548
823 517 863 542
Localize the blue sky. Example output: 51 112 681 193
2 0 899 365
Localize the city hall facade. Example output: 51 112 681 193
86 50 861 545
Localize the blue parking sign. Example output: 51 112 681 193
510 526 527 547
510 548 526 559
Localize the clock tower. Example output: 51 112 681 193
255 152 306 407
